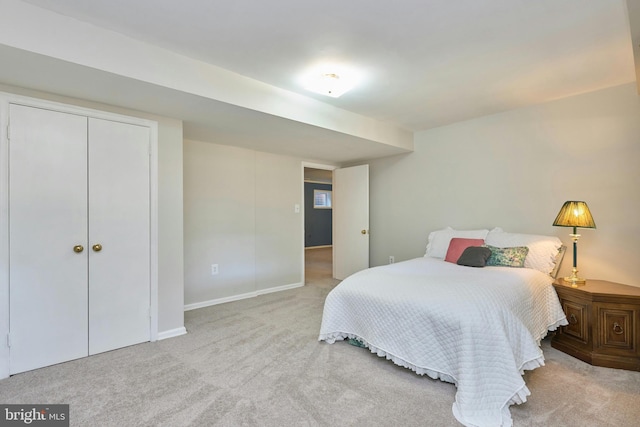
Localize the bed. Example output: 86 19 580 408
318 227 568 427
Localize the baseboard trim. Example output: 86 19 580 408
256 282 304 296
157 327 187 340
184 282 304 312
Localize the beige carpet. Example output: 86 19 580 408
1 250 639 426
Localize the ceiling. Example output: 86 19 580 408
3 0 639 163
304 168 333 184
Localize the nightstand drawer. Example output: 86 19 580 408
595 305 637 353
562 300 589 343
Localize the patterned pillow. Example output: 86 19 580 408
485 228 562 274
484 245 529 268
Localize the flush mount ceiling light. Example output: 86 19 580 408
301 66 360 98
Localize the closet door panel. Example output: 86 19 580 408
88 118 150 355
8 104 89 374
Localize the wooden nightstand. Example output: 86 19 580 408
552 279 640 371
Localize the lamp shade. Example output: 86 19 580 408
552 201 596 229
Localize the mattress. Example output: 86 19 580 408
318 257 568 427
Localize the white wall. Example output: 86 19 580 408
183 141 304 308
156 121 186 334
255 152 305 289
366 83 640 287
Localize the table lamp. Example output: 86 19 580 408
552 201 596 286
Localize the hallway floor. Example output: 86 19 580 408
304 247 337 287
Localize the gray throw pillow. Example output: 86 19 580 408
457 246 492 267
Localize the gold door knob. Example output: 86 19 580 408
92 244 103 252
73 245 84 253
361 230 367 235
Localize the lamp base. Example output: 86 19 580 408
563 268 586 287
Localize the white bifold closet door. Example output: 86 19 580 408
9 105 89 374
88 117 150 355
8 104 150 375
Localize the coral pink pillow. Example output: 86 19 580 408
445 238 485 263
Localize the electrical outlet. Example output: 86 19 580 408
389 256 395 264
211 264 219 275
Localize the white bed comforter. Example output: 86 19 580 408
318 257 567 427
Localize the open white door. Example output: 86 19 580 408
333 165 369 280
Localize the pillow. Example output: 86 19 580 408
457 246 492 267
485 228 562 274
444 238 486 263
485 244 529 268
425 227 489 259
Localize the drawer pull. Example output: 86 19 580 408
612 322 624 335
569 314 578 325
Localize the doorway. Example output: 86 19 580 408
301 163 369 285
304 167 333 282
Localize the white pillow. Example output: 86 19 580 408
426 227 490 259
485 228 562 274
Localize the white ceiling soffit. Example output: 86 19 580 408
0 0 413 164
1 0 637 162
0 45 406 164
